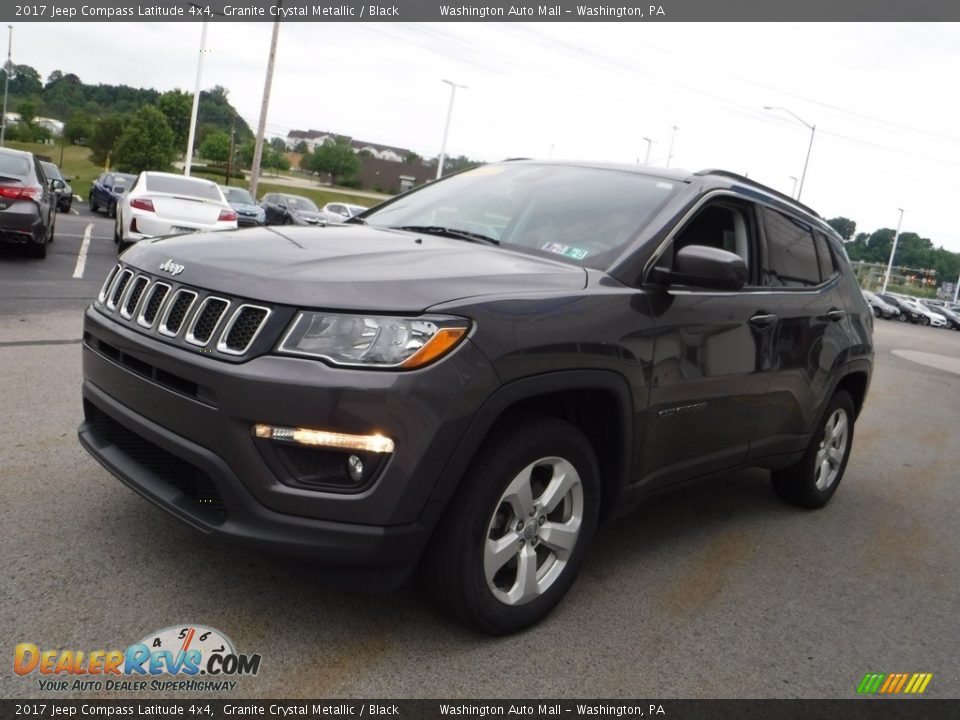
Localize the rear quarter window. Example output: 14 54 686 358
761 207 821 287
144 175 222 201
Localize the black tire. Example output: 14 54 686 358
920 316 930 326
114 219 121 245
772 391 855 509
89 195 97 212
28 239 47 259
421 414 600 635
871 306 881 319
897 313 908 322
108 201 117 219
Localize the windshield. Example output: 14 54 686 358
362 163 679 269
222 187 255 204
0 153 31 178
286 196 319 212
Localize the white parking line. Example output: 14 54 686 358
70 208 79 216
72 223 94 279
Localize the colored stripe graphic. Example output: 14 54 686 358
857 672 932 694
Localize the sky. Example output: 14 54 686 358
14 21 960 253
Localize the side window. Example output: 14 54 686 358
814 232 838 281
655 202 755 285
761 207 820 287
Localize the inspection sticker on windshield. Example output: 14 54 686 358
542 242 589 260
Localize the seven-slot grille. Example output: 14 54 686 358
96 263 272 357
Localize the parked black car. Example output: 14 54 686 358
89 171 137 218
39 160 73 212
924 300 960 330
79 162 873 634
260 192 324 225
862 290 900 320
0 147 61 258
875 293 924 323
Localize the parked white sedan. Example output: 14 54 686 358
318 202 369 223
115 172 238 249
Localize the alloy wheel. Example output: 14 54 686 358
484 457 584 606
814 408 848 491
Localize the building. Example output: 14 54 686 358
285 129 413 163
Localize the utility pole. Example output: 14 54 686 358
789 176 798 199
764 106 816 201
1 26 13 147
249 13 281 200
881 208 905 295
642 137 653 165
225 115 236 185
184 20 209 177
666 125 678 168
953 271 959 304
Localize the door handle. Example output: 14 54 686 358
820 309 846 322
749 313 778 329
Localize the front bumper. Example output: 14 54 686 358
78 306 498 586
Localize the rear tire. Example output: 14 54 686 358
421 414 600 635
772 391 855 509
108 201 117 219
28 239 47 259
921 316 930 326
89 195 97 212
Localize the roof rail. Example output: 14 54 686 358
692 169 821 219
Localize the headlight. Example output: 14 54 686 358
277 312 469 369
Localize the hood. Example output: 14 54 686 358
121 224 588 312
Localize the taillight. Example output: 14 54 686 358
218 209 238 222
0 185 40 200
130 198 155 212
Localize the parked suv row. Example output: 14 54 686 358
79 162 873 633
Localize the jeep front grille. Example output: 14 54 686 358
186 297 230 347
93 263 274 360
218 305 271 355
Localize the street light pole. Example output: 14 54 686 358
764 106 816 201
642 137 653 165
789 176 798 199
183 20 209 177
881 208 905 295
436 79 466 180
1 26 12 148
666 126 678 168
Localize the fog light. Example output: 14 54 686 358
347 455 364 482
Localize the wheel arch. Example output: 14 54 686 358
426 370 635 522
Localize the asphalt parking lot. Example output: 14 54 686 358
1 218 958 699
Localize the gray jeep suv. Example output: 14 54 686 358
79 162 873 634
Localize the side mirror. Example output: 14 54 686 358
50 178 66 191
669 245 747 291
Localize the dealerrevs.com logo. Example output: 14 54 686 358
14 625 261 693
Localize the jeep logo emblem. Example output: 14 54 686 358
159 260 185 276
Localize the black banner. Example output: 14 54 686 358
1 700 958 719
4 0 960 23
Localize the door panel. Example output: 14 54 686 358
641 289 776 487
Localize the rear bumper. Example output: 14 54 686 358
0 204 45 244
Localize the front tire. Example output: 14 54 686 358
772 391 855 509
108 201 117 219
421 415 600 635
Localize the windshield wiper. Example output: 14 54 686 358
390 225 499 245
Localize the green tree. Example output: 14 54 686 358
293 140 309 154
114 106 176 173
268 136 287 153
200 130 230 163
157 90 193 152
403 150 423 165
308 138 360 185
64 111 94 144
826 216 856 242
16 101 37 128
89 115 128 167
6 64 42 96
